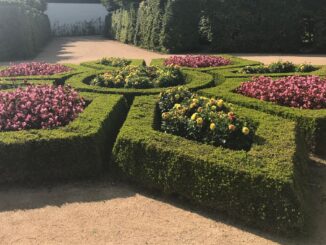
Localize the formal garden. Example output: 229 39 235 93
0 0 325 241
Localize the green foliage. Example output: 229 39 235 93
112 95 307 233
90 65 185 89
199 75 326 157
0 2 51 61
159 87 256 151
81 59 145 70
99 57 132 67
0 93 129 184
239 62 317 74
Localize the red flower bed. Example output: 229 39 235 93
236 76 326 109
164 55 231 68
0 85 85 131
0 62 71 77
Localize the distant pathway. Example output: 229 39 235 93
1 36 325 65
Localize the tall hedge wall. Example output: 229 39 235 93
0 0 51 61
102 0 326 53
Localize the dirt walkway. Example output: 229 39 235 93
1 36 325 66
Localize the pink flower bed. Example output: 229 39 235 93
0 85 85 131
164 55 231 68
0 62 71 77
236 76 326 109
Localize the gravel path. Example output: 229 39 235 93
1 36 326 65
0 36 325 244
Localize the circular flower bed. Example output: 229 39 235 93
0 62 72 77
236 76 326 109
239 61 317 74
159 87 255 150
164 55 231 68
0 85 85 131
98 57 132 67
90 65 184 89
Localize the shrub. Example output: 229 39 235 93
80 59 146 70
0 92 129 184
90 65 185 89
0 1 51 61
99 57 132 67
112 95 308 233
0 78 53 90
0 62 72 77
0 85 85 131
164 55 231 68
236 76 326 110
159 87 255 150
199 76 326 157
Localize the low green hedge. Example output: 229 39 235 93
67 68 214 96
209 66 326 79
0 64 91 81
0 92 128 184
150 55 261 72
0 79 54 90
112 95 308 233
80 59 146 70
199 76 326 157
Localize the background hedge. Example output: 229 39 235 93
0 92 128 184
112 95 308 233
0 0 51 61
102 0 326 53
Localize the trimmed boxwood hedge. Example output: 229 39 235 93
66 68 214 96
0 64 91 81
150 55 261 72
80 59 146 70
199 76 326 157
0 79 54 90
112 95 308 233
209 65 326 79
0 92 128 184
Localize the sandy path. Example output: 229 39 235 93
0 181 299 245
0 36 325 66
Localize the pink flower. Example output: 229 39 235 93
0 85 85 131
236 76 326 109
164 55 231 68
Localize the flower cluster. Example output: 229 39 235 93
0 62 71 77
91 65 184 89
98 57 132 67
236 76 326 109
0 85 85 131
239 61 316 74
164 55 231 68
159 87 255 150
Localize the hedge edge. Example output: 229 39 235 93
0 92 129 184
80 59 146 70
112 95 308 234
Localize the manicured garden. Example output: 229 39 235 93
0 55 325 236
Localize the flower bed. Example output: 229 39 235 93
239 61 317 74
112 95 308 234
159 87 255 150
0 62 71 77
0 92 128 184
98 57 132 67
90 65 184 89
236 76 326 110
67 67 214 96
164 55 231 68
80 59 146 70
199 76 326 157
0 85 85 131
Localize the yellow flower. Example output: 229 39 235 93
210 123 216 131
196 117 204 126
228 124 236 131
242 127 250 135
217 99 224 108
174 103 182 110
211 105 217 111
191 113 198 121
197 107 203 113
192 98 199 104
162 112 169 120
209 98 216 106
175 94 180 100
190 103 196 109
